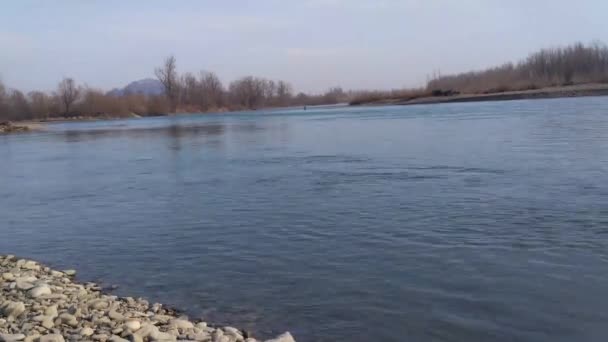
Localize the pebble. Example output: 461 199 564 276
62 270 76 276
91 334 108 341
1 273 15 281
21 261 39 271
38 335 65 342
216 336 231 342
108 309 125 322
79 327 94 336
263 332 296 342
0 301 26 321
0 256 296 342
169 318 193 330
23 334 40 342
124 319 141 331
41 317 54 330
44 305 58 318
27 285 51 298
15 280 35 291
56 313 78 327
88 299 110 310
0 333 26 341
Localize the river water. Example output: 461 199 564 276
1 98 608 341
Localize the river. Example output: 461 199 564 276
1 97 608 341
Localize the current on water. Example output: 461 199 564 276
1 97 608 342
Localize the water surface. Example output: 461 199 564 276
2 98 608 341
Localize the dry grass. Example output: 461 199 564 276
350 88 431 105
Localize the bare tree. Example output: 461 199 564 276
0 80 8 120
427 41 608 93
155 55 179 112
200 71 224 109
276 81 293 106
28 91 50 119
57 78 80 116
264 80 276 104
180 72 198 108
229 76 268 109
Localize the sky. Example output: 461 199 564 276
1 0 607 93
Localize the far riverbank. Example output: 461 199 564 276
352 83 608 106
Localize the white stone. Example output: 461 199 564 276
124 319 141 331
0 333 26 341
44 305 58 317
190 332 211 341
212 329 224 340
1 273 15 281
50 271 64 277
28 284 51 298
58 313 78 327
108 336 129 342
91 334 108 341
108 309 125 321
15 279 35 291
264 332 296 342
224 327 243 339
134 324 159 338
0 301 26 320
22 261 40 271
23 334 40 342
170 318 194 330
80 327 94 337
152 314 173 323
41 316 54 329
149 330 176 341
62 270 76 276
88 299 109 310
38 335 65 342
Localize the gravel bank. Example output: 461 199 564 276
0 255 295 342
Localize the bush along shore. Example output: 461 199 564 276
0 255 295 342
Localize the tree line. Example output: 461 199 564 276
350 41 608 104
427 41 608 94
0 56 349 122
5 41 606 120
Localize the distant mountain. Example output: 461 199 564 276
107 78 164 96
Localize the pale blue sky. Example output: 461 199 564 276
1 0 607 93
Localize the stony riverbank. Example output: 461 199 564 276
0 122 46 134
0 255 295 342
0 122 31 134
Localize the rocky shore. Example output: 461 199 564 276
0 122 30 134
0 122 45 134
0 255 295 342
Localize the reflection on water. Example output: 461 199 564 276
50 118 291 155
1 98 608 342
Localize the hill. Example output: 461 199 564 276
107 78 164 97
